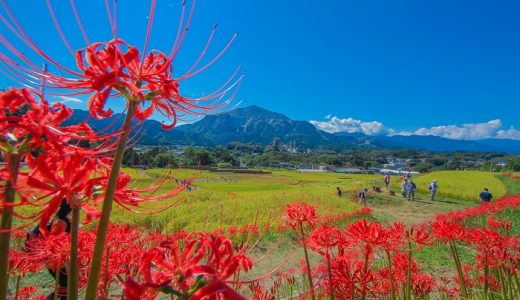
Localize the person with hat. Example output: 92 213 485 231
429 180 438 201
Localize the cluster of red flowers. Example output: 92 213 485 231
318 207 373 225
3 191 520 299
9 225 253 299
283 197 520 299
434 194 520 222
0 88 190 231
503 173 520 182
0 0 244 297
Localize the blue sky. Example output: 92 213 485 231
1 0 519 139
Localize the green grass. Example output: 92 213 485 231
499 174 520 195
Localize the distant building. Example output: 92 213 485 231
297 165 328 173
379 168 420 175
285 140 298 153
266 137 281 152
335 168 364 174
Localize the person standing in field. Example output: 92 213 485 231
401 178 408 197
358 188 368 207
429 180 438 201
336 187 342 197
384 174 391 190
479 188 493 203
406 179 416 201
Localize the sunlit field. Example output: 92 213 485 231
108 169 508 232
412 171 507 201
110 168 376 232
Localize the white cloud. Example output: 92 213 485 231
310 116 391 136
496 128 520 140
310 116 520 140
414 119 514 140
55 96 83 104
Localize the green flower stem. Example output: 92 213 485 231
68 206 80 300
103 247 111 297
326 252 334 300
54 269 60 300
449 241 468 298
0 153 20 300
362 246 370 300
498 266 507 299
85 101 137 299
14 275 20 300
514 273 520 296
386 251 396 300
483 252 488 298
406 242 412 300
299 224 315 300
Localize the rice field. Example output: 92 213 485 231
108 169 508 232
412 170 507 201
108 169 383 232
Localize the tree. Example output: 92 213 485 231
183 147 215 166
153 152 177 168
214 148 239 166
506 157 520 172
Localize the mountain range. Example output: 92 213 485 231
65 106 520 154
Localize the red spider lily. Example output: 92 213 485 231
121 278 159 300
93 225 147 296
390 252 419 284
345 219 386 246
319 207 373 224
24 232 70 271
227 226 238 236
430 219 467 243
127 232 250 299
329 253 375 298
487 215 512 231
454 264 476 290
435 195 520 222
380 221 406 252
249 282 275 300
480 274 502 292
0 88 43 116
8 249 42 276
411 273 435 297
16 285 39 300
438 277 459 298
0 1 242 127
309 224 342 256
405 225 432 248
284 201 319 230
468 228 501 251
24 151 97 231
0 89 96 156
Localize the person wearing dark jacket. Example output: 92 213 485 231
479 188 493 203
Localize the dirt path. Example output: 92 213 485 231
367 192 471 225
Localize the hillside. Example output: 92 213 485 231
65 106 520 153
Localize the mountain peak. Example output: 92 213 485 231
226 105 290 120
65 106 520 153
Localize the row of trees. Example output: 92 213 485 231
123 143 518 172
123 146 240 168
